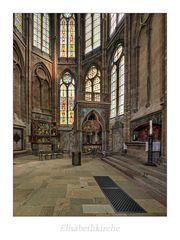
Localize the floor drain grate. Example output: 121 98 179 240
94 176 146 213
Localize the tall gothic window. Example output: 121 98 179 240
85 65 101 102
14 13 23 33
33 13 50 54
60 14 75 58
110 44 125 118
110 13 124 36
60 72 75 125
85 14 101 54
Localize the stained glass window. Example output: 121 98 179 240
14 13 23 33
60 72 75 125
110 44 125 118
110 13 124 36
85 14 101 54
68 18 75 58
33 13 50 54
85 65 101 102
60 14 75 58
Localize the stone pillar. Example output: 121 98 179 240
160 14 167 162
52 14 58 123
26 13 32 152
124 14 131 142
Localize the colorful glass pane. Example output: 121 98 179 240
60 14 75 58
60 72 75 125
68 84 75 124
60 18 67 58
60 84 67 124
68 18 75 58
63 72 71 84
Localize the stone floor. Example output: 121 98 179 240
13 155 166 216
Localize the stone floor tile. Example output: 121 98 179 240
39 206 55 216
82 204 115 214
135 199 167 214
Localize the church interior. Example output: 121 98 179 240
13 13 167 216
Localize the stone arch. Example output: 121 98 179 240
81 110 105 152
32 62 52 111
13 41 26 121
32 62 52 85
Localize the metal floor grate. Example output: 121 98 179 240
94 176 146 213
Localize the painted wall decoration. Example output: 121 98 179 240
13 128 23 151
133 124 161 142
80 108 104 125
31 120 57 144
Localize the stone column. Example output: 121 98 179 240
124 14 131 142
160 14 167 162
26 13 32 152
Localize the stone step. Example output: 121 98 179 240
110 154 167 182
105 155 166 183
101 156 167 206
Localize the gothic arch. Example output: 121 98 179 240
32 62 52 111
81 110 105 151
13 41 26 121
81 110 105 131
13 41 25 71
32 62 52 84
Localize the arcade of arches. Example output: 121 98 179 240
13 13 167 216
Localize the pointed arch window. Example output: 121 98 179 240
85 65 101 102
33 13 50 54
110 44 125 118
110 13 124 36
60 14 75 58
85 14 101 54
60 72 75 125
14 13 23 33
